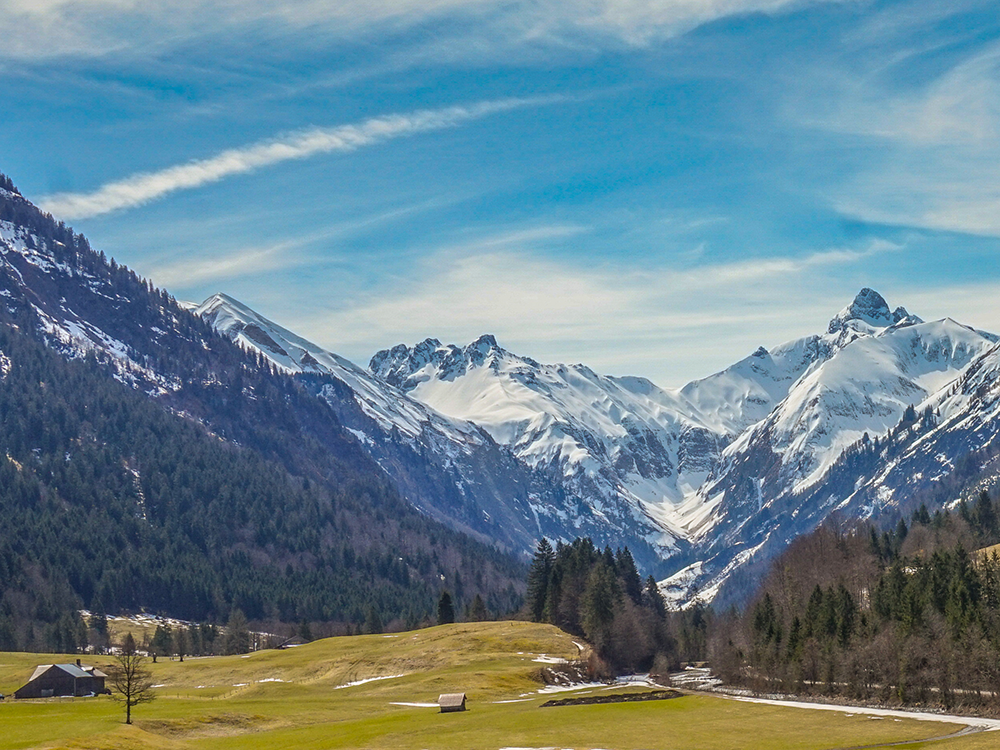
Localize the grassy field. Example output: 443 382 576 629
0 621 993 750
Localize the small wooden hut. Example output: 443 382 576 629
438 693 467 713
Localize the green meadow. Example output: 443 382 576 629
0 622 991 750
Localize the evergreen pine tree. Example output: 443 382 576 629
615 547 643 605
580 561 619 651
224 609 251 654
466 594 489 622
525 538 555 622
974 490 998 540
642 575 667 617
437 591 455 625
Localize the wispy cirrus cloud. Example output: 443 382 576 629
149 241 300 289
787 3 1000 237
0 0 844 60
38 97 550 220
280 235 900 384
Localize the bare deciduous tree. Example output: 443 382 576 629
106 632 155 724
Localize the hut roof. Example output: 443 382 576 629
438 693 466 708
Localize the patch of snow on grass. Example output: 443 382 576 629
727 695 1000 731
532 654 569 664
334 673 406 689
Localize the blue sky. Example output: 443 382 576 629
1 0 999 385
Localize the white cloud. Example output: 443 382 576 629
38 97 547 219
792 29 1000 236
277 236 897 385
0 0 836 60
148 241 300 288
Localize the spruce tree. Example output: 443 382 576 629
615 547 643 605
580 561 619 651
437 591 455 625
643 575 667 617
525 538 555 622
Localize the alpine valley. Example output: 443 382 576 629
196 287 1000 607
3 170 1000 623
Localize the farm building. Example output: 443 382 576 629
14 660 107 699
438 693 467 713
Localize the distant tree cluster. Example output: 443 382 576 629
714 491 1000 709
524 538 708 675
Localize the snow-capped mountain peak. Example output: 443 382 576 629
827 287 919 334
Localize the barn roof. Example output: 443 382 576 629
438 693 466 708
27 663 99 681
28 665 54 682
55 664 92 678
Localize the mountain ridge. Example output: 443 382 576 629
193 284 1000 609
8 167 1000 611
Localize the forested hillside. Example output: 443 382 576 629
0 174 525 651
713 492 1000 709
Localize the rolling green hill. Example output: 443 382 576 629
0 622 984 750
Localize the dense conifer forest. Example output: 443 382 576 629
0 315 525 651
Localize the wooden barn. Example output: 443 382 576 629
438 693 467 713
14 660 107 699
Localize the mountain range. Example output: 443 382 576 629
4 169 1000 612
191 286 1000 607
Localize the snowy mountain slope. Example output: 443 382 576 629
676 337 1000 610
371 335 731 549
370 289 1000 605
365 292 939 552
671 296 1000 607
679 289 921 438
704 309 997 513
194 294 678 565
196 293 481 445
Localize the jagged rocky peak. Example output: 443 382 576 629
827 288 920 333
370 337 446 387
370 334 511 388
465 333 502 365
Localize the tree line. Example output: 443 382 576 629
523 537 709 675
712 490 1000 709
